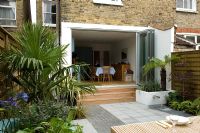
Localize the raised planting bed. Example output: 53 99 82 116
136 90 172 106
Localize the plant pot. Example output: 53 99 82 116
136 90 172 106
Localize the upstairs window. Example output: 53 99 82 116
93 0 123 6
176 0 196 12
0 0 16 27
43 0 56 26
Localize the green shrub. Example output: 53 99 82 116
138 81 161 92
167 96 200 116
166 91 183 106
188 97 200 115
17 101 69 129
179 100 192 111
17 109 83 133
169 101 181 110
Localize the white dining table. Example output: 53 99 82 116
96 67 116 76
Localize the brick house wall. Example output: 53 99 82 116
4 0 25 33
175 0 200 34
60 0 175 30
1 0 177 33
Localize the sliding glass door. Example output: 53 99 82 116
136 30 155 84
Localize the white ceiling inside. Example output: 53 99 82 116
72 30 136 43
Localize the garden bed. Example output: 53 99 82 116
136 90 172 105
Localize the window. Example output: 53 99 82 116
43 0 56 25
184 35 200 44
176 0 196 12
0 0 16 26
93 0 123 6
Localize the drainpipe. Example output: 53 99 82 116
56 0 61 46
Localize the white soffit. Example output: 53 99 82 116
62 22 150 32
93 0 123 6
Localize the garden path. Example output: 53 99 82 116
75 102 191 133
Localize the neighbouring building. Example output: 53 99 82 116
0 0 199 88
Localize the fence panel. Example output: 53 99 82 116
172 50 200 99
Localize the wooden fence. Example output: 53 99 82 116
0 26 18 98
172 50 200 99
0 26 17 51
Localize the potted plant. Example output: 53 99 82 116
143 55 179 91
136 55 178 105
136 81 172 105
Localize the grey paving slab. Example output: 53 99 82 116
80 102 192 133
85 105 124 133
100 102 192 124
72 119 98 133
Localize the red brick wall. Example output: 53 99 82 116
176 27 200 34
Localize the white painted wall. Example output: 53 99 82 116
111 37 136 80
154 27 174 90
30 0 37 23
61 26 72 66
75 42 111 51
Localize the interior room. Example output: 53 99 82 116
72 29 136 82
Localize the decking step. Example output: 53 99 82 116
79 97 135 105
96 87 135 93
82 91 135 100
78 86 136 105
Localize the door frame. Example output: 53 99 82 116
136 30 155 84
61 22 153 81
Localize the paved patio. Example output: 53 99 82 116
75 102 191 133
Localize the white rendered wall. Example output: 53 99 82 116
61 26 72 66
154 27 174 90
111 37 136 80
30 0 37 23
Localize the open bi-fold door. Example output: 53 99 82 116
136 30 155 84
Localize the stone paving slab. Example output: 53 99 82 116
77 102 192 133
101 102 191 124
85 105 124 133
72 119 98 133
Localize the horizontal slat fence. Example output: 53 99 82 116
0 27 18 98
172 50 200 99
0 27 17 50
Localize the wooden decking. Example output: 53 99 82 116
78 81 137 105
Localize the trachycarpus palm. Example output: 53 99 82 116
4 23 67 102
143 55 179 91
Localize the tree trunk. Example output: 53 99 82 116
160 68 166 91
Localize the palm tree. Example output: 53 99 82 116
143 55 179 91
3 23 67 102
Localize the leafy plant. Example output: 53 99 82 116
188 97 200 115
1 23 67 102
59 73 95 106
169 101 181 110
138 80 161 92
166 91 183 105
179 100 192 111
17 101 69 129
17 109 83 133
143 55 179 91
